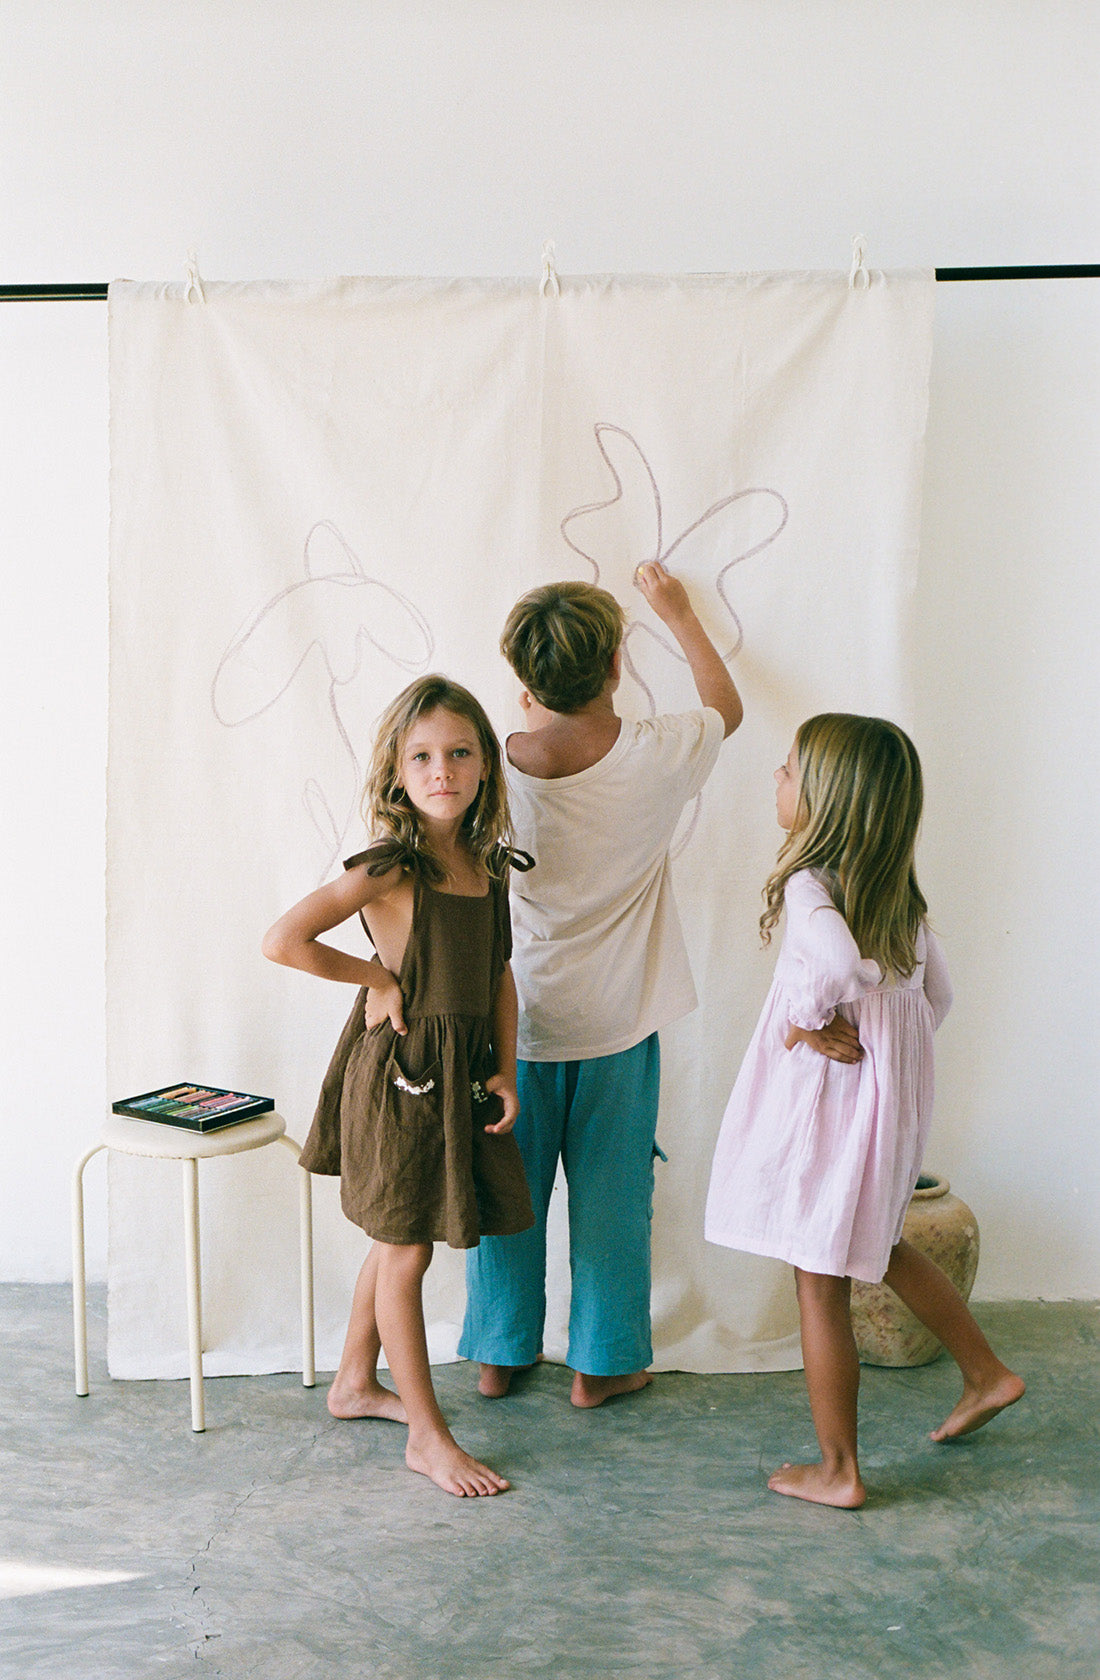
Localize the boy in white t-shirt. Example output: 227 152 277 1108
459 564 742 1405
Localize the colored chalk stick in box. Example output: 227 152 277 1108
111 1083 275 1132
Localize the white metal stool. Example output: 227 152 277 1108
72 1111 315 1432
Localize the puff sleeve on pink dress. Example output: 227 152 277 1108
705 870 951 1283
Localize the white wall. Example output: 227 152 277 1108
2 0 1097 1296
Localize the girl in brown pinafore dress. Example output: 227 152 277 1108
302 856 533 1248
264 676 533 1499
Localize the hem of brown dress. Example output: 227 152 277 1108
347 1214 535 1249
298 1157 338 1176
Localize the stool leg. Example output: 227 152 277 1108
276 1136 315 1388
299 1165 315 1387
71 1144 106 1397
181 1157 205 1432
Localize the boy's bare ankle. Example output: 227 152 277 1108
477 1363 515 1398
476 1357 541 1398
570 1370 651 1409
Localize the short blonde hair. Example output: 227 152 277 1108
761 713 928 977
361 675 513 882
501 582 624 714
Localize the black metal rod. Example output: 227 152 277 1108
1 283 109 300
935 265 1100 281
2 268 1098 301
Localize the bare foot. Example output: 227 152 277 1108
570 1370 652 1409
405 1432 510 1497
767 1461 867 1509
930 1367 1025 1442
476 1357 540 1397
326 1378 408 1423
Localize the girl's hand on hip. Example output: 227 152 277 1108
785 1017 863 1062
364 975 407 1035
482 1075 520 1133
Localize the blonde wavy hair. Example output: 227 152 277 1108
761 713 928 977
360 675 514 884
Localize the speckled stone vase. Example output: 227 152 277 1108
850 1174 981 1366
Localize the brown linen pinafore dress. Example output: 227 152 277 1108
299 851 534 1249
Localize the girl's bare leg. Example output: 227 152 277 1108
374 1242 509 1496
882 1239 1025 1440
769 1270 866 1508
327 1243 407 1422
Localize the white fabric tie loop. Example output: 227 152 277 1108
849 235 870 289
184 252 206 305
539 240 561 299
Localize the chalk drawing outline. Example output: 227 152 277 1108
212 518 434 878
559 423 789 850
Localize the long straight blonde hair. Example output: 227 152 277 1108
359 675 515 884
761 713 928 976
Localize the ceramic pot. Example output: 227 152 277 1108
850 1174 980 1367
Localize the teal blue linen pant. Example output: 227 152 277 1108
459 1034 661 1376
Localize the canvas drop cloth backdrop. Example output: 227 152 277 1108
107 271 934 1378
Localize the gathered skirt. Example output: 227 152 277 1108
705 984 936 1284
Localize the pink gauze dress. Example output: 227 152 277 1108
704 869 953 1284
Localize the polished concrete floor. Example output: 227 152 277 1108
2 1286 1097 1680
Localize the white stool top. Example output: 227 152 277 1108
101 1111 288 1160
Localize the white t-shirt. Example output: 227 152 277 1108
507 708 725 1062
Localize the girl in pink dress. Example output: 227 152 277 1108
706 714 1024 1508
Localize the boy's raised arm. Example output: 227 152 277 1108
634 561 743 737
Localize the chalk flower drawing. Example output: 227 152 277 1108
212 519 433 877
211 430 786 869
560 423 789 848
